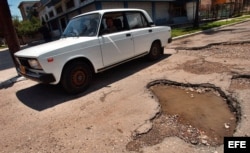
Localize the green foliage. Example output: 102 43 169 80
172 28 200 37
27 9 39 20
12 16 21 36
0 45 7 48
16 17 42 36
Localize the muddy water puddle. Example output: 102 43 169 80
150 85 236 144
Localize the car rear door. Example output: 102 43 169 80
125 11 152 56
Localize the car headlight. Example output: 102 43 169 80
28 59 42 69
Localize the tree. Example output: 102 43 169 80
0 0 20 69
0 23 4 46
10 12 42 44
17 17 41 37
193 0 200 28
27 7 39 20
0 23 4 38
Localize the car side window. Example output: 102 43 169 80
125 12 148 30
100 13 125 35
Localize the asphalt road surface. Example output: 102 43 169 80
0 20 250 153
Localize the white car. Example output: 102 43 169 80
15 8 172 93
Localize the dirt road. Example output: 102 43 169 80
1 20 250 153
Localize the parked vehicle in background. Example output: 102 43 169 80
14 9 172 94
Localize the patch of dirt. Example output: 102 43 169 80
126 81 240 152
179 58 229 74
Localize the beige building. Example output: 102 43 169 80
18 0 248 39
18 0 40 20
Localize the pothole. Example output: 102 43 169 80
179 58 229 74
176 43 250 75
230 74 250 90
126 80 241 152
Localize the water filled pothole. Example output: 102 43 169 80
126 80 241 152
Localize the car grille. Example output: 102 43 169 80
17 57 31 68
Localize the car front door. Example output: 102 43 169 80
99 13 134 67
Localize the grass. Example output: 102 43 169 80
172 14 250 37
0 45 7 50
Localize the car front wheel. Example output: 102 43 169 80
61 61 92 94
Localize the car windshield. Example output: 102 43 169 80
62 13 100 37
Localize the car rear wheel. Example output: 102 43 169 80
61 61 92 94
147 41 163 61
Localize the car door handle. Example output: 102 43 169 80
126 33 131 37
148 29 152 33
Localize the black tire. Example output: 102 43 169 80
147 41 163 61
61 61 92 94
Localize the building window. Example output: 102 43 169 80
45 14 49 21
66 0 75 9
26 6 31 11
125 12 148 29
50 20 59 30
60 17 67 31
49 11 54 18
56 5 63 14
171 3 187 17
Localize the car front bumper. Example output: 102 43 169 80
17 66 56 84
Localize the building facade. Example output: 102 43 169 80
36 0 201 38
19 0 248 39
18 0 40 20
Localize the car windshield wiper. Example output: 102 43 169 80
61 32 79 38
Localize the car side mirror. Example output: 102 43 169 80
149 22 155 27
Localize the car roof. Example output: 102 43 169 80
73 8 145 18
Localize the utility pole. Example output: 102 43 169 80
193 0 200 28
0 0 20 70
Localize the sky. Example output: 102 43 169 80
7 0 35 20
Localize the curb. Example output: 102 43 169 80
174 40 250 50
172 18 250 40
